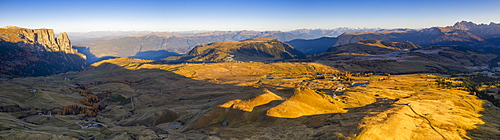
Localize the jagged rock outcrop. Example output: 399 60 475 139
1 26 81 55
57 32 74 53
0 26 88 77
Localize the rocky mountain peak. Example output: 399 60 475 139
1 27 89 77
0 26 82 56
453 21 477 30
57 32 74 53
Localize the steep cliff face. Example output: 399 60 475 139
0 26 88 78
56 32 75 53
1 26 81 55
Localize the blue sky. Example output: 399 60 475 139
1 0 499 32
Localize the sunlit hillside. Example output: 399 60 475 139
2 57 497 139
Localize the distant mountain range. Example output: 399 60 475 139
73 31 300 62
71 21 500 68
71 28 381 62
69 27 382 42
334 21 500 47
287 27 382 39
286 37 337 54
287 21 500 56
68 31 153 41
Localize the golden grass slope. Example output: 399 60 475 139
349 75 485 139
220 89 283 112
357 40 408 50
210 74 492 139
220 88 347 118
93 58 341 88
266 88 347 118
83 58 498 139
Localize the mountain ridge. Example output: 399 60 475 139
73 30 301 62
312 40 496 74
0 26 88 77
164 38 306 62
287 27 382 39
334 21 500 47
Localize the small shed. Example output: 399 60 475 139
172 126 179 129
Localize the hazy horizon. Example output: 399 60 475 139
1 0 499 33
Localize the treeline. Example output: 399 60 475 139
52 79 142 117
49 88 111 117
61 104 97 117
312 71 382 82
58 87 105 117
444 74 500 107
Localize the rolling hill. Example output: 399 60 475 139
312 40 497 74
3 21 500 139
286 37 337 54
1 57 498 139
163 38 306 62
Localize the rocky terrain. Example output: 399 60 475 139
0 26 88 78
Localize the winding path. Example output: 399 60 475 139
407 104 447 140
24 91 37 104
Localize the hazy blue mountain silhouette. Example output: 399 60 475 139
73 46 118 63
287 37 337 54
129 50 181 61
